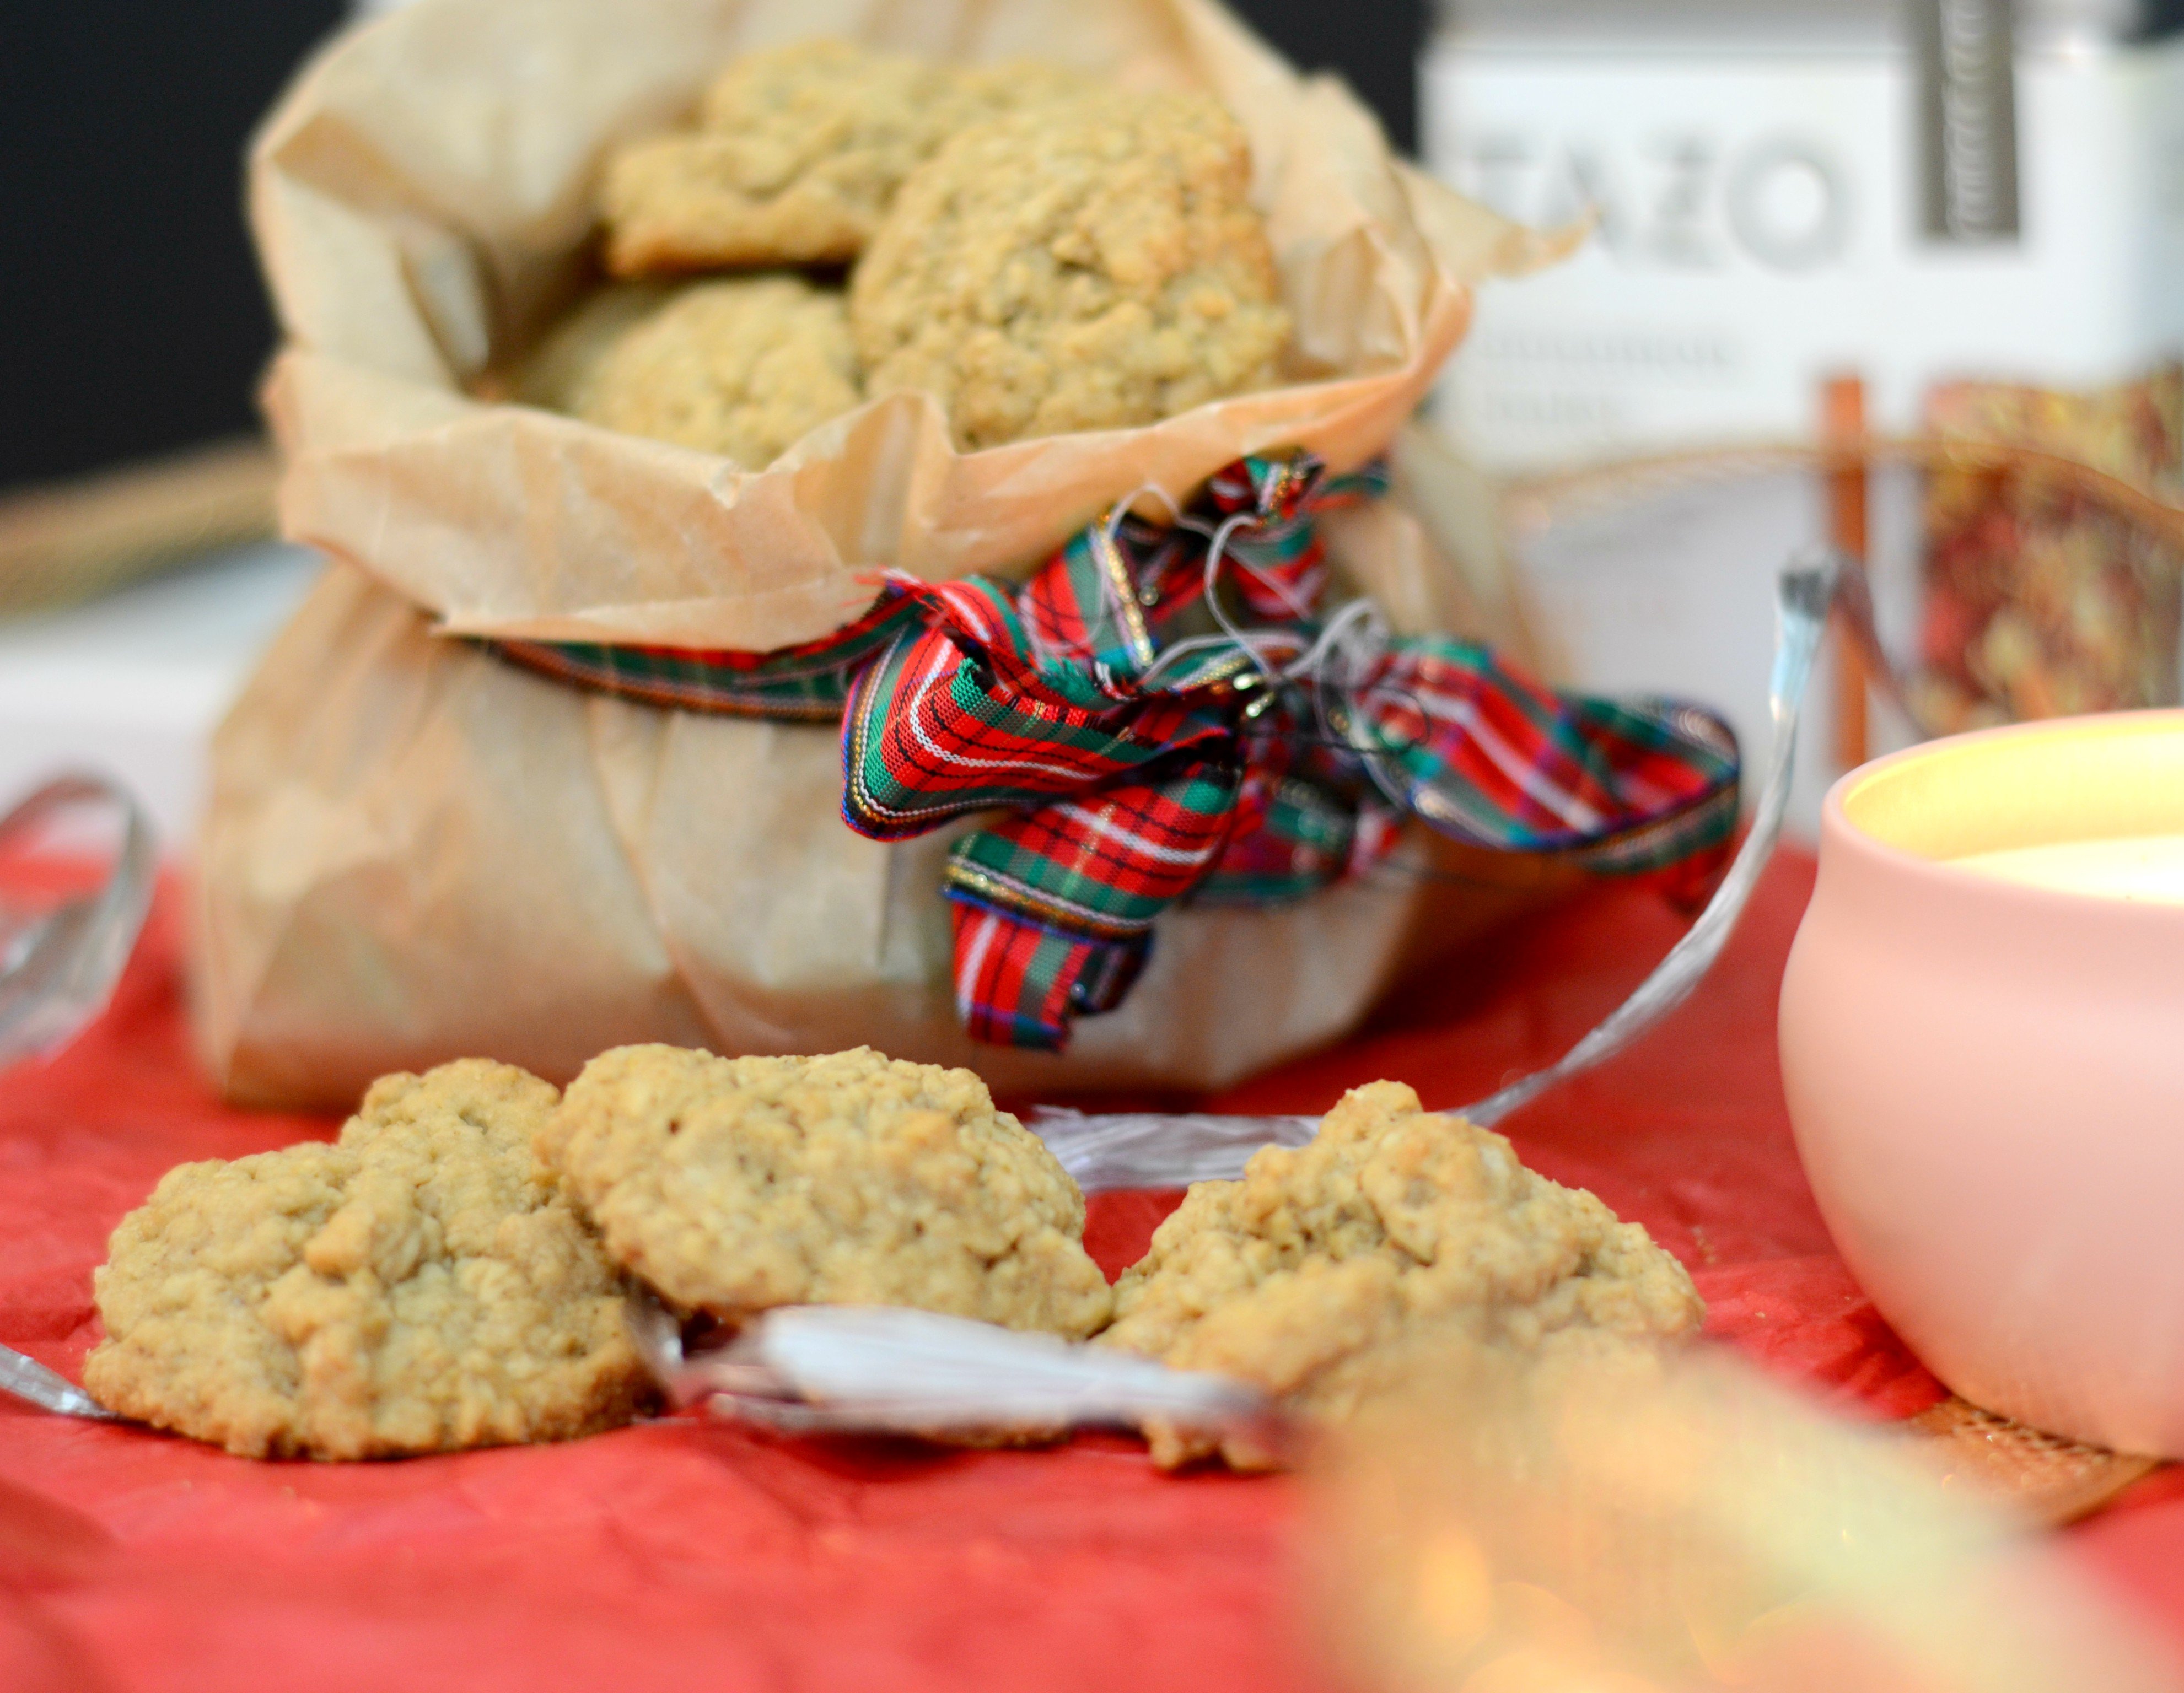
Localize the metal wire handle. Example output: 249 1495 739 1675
1033 550 1841 1184
0 772 158 1070
0 773 157 1419
1462 551 1837 1126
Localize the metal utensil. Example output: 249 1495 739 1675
1035 551 1839 1190
0 1344 114 1420
0 773 155 1421
0 773 157 1071
626 1296 1274 1447
613 552 1843 1448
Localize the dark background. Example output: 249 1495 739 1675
0 0 1425 497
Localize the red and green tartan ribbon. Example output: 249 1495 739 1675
493 591 926 721
489 452 1739 1052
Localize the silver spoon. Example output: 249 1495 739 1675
0 773 157 1071
0 1345 114 1420
0 774 153 1418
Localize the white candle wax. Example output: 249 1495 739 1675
1950 834 2184 906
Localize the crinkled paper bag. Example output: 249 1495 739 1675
193 553 1571 1108
251 0 1561 648
197 0 1573 1108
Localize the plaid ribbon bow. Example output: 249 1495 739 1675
495 455 1739 1051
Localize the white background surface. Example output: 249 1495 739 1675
1507 462 1927 842
1413 30 2175 822
0 545 322 854
1423 35 2184 469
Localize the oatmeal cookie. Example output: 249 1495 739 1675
851 90 1292 450
84 1061 654 1460
520 274 860 466
601 39 1091 273
1100 1081 1703 1468
541 1045 1113 1339
514 281 671 414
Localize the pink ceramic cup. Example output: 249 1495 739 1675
1780 710 2184 1456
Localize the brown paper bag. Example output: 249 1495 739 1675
197 0 1567 1108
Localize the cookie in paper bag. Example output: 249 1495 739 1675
851 89 1292 449
518 274 860 466
1100 1081 1704 1467
85 1061 654 1459
601 39 1092 273
540 1045 1114 1339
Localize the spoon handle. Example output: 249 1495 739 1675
1031 553 1842 1187
0 772 158 1070
1462 553 1837 1126
0 1343 113 1420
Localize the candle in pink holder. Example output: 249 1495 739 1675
1780 710 2184 1457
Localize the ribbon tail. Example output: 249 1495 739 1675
946 908 1150 1053
940 755 1241 1050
